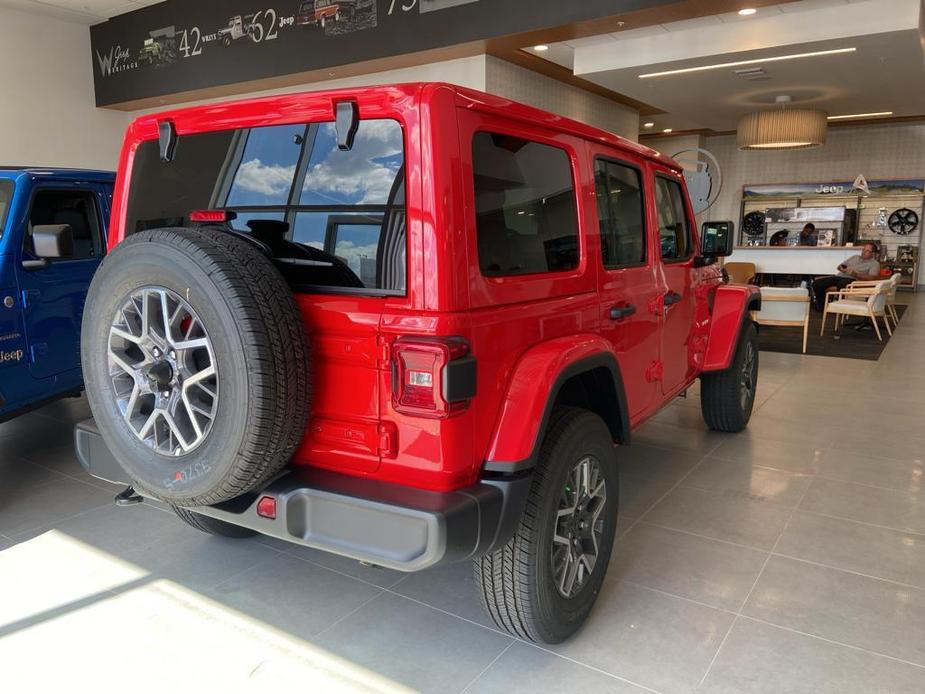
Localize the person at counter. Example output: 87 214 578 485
799 223 818 246
810 242 880 310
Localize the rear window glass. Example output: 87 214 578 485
471 132 579 277
125 118 406 295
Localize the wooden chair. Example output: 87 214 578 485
723 261 757 285
821 280 892 341
752 287 810 353
845 273 901 330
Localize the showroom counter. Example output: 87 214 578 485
730 247 862 275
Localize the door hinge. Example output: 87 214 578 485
645 361 663 382
21 289 41 309
377 337 392 369
30 343 48 363
378 422 397 458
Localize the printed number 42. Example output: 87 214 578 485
388 0 417 14
179 28 202 57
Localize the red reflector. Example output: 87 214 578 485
189 209 228 223
256 496 277 519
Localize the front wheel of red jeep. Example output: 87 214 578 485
701 321 759 433
474 407 619 643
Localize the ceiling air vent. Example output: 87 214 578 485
733 67 768 81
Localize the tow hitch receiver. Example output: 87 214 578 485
114 485 143 506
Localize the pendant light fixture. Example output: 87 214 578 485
737 96 827 150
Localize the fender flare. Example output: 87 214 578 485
483 335 630 473
702 284 762 372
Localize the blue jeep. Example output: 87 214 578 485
0 168 114 422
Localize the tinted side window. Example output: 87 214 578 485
472 132 579 276
595 159 646 268
655 177 691 261
27 190 102 261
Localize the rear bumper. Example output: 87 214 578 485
74 419 530 572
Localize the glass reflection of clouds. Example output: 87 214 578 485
301 121 403 206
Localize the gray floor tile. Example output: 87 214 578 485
609 522 768 610
121 532 285 592
828 429 925 464
776 512 925 589
17 443 86 476
644 486 793 550
208 553 383 639
0 455 71 495
617 443 704 480
799 477 925 534
314 592 511 694
288 544 406 588
711 437 826 474
681 457 812 508
632 420 725 455
391 560 495 629
0 413 76 453
651 403 711 430
468 641 648 693
817 448 925 492
619 472 678 518
11 499 181 548
552 580 734 693
744 556 925 666
0 476 113 536
732 417 836 448
700 617 925 694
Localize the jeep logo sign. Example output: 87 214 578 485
0 349 24 364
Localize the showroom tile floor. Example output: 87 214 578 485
2 298 925 692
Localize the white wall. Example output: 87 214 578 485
485 56 639 140
0 8 131 170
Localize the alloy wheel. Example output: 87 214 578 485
551 455 607 599
107 287 218 456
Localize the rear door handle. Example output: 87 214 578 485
664 291 683 306
609 304 637 321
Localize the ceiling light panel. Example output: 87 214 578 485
639 47 856 79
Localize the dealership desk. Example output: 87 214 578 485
731 247 861 275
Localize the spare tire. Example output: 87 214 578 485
81 226 310 506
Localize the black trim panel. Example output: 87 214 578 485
483 353 630 473
74 419 530 571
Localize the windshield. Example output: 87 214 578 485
0 179 14 240
125 118 407 295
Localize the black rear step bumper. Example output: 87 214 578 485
74 419 531 572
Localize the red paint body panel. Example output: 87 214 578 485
486 334 615 463
702 284 761 372
110 82 743 493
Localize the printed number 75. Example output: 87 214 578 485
388 0 417 14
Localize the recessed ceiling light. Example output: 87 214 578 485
533 45 549 52
662 128 673 133
643 122 655 128
738 8 757 16
639 47 856 79
827 111 893 120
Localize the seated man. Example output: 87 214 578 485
811 242 880 310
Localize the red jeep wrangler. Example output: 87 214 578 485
75 83 759 644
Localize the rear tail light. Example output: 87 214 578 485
391 338 476 418
189 209 231 223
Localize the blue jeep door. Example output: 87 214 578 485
15 185 105 379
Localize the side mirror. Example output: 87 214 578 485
32 223 74 259
335 100 359 151
700 221 735 258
